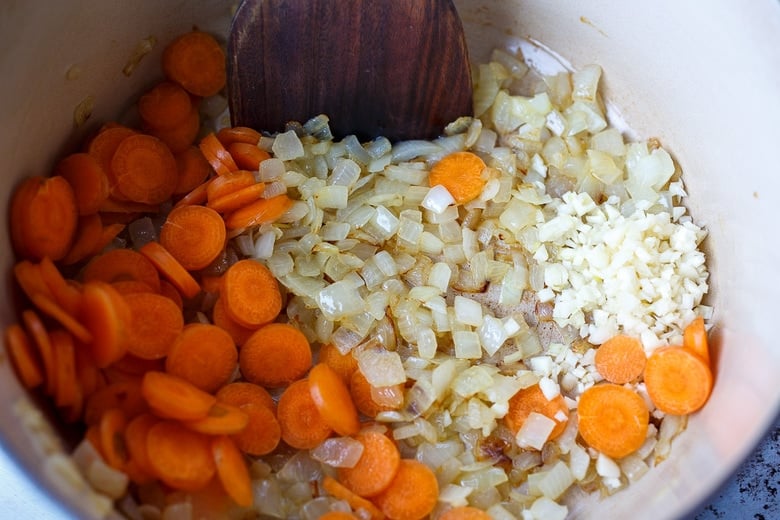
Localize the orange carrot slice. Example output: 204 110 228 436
309 363 360 436
141 370 216 421
211 435 253 507
577 383 649 458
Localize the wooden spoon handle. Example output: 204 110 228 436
227 0 473 141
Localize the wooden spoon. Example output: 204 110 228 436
227 0 473 142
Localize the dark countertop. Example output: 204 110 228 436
691 417 779 520
1 418 778 518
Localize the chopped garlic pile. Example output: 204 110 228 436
213 46 710 520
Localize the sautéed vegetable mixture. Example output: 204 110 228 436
3 28 712 520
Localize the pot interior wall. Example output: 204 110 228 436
1 1 778 518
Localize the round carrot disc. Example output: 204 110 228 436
577 383 649 459
160 205 226 271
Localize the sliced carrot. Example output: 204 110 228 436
49 329 79 408
111 354 165 378
9 175 78 261
594 334 647 384
350 370 403 419
173 177 211 208
428 151 487 204
29 292 92 345
99 407 129 470
79 281 130 368
111 280 156 295
13 260 53 304
644 345 713 415
373 459 439 520
321 476 385 520
227 142 271 171
216 126 262 147
147 106 201 154
199 132 239 175
61 214 104 265
277 379 332 450
216 381 276 413
309 363 360 436
239 323 312 388
82 248 162 293
159 205 226 271
174 146 213 195
206 169 256 201
141 370 216 421
123 292 184 360
4 323 44 389
138 241 202 299
61 384 85 424
201 274 224 294
85 424 104 459
21 309 57 395
84 379 147 426
208 183 266 214
55 152 111 216
146 420 216 491
91 222 127 256
39 256 82 315
165 323 237 393
211 435 253 507
319 343 359 383
224 193 294 230
162 30 226 97
110 134 178 204
222 259 282 328
683 316 710 366
98 197 161 214
137 81 193 130
184 402 249 435
124 413 159 480
159 279 184 310
235 401 284 456
504 383 570 442
338 431 401 497
86 125 137 174
211 296 255 347
439 506 492 520
75 346 105 399
577 383 649 458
